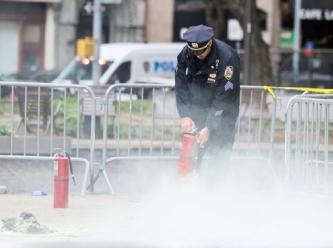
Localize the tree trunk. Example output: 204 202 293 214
204 0 272 85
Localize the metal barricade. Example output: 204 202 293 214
236 85 278 158
0 81 96 195
285 94 333 192
90 84 180 193
4 81 330 195
94 84 290 193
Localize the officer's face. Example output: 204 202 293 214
195 45 211 60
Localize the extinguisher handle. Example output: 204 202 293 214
195 146 206 170
65 152 77 186
182 129 198 137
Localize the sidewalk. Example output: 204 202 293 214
2 160 333 248
3 188 333 248
0 193 148 248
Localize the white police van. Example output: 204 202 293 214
53 42 185 89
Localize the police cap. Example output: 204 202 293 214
182 24 214 52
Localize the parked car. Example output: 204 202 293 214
28 69 60 83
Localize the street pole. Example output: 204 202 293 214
244 0 252 85
92 0 102 85
292 0 301 84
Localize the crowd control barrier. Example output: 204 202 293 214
2 81 332 194
0 81 95 195
285 94 333 192
94 84 308 193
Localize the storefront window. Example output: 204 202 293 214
23 25 41 43
22 51 39 74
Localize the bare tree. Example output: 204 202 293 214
204 0 272 85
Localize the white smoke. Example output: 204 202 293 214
118 157 333 247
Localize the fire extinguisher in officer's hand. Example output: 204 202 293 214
177 131 205 176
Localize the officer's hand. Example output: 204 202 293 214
197 127 210 148
180 117 196 133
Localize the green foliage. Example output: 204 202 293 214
112 124 137 139
0 124 11 136
53 95 79 136
0 94 155 138
117 100 153 115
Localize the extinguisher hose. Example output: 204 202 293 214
65 152 77 186
196 146 205 170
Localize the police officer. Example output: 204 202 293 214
175 24 240 158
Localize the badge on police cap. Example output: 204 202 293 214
191 43 199 49
224 66 233 81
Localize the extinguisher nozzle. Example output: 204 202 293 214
64 152 77 186
71 175 77 186
195 147 206 171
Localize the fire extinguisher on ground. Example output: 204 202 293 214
177 132 205 176
53 152 76 208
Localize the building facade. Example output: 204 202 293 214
0 0 176 76
0 0 332 82
0 0 80 75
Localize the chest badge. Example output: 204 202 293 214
207 73 217 84
224 66 233 81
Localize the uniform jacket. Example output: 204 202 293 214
175 39 240 149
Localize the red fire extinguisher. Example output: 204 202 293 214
178 132 206 177
177 133 197 176
53 152 76 208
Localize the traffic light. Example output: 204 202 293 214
76 37 95 58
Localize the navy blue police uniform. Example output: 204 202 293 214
175 25 240 153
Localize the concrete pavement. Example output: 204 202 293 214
2 158 333 247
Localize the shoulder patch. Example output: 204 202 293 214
224 81 234 91
224 66 233 81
